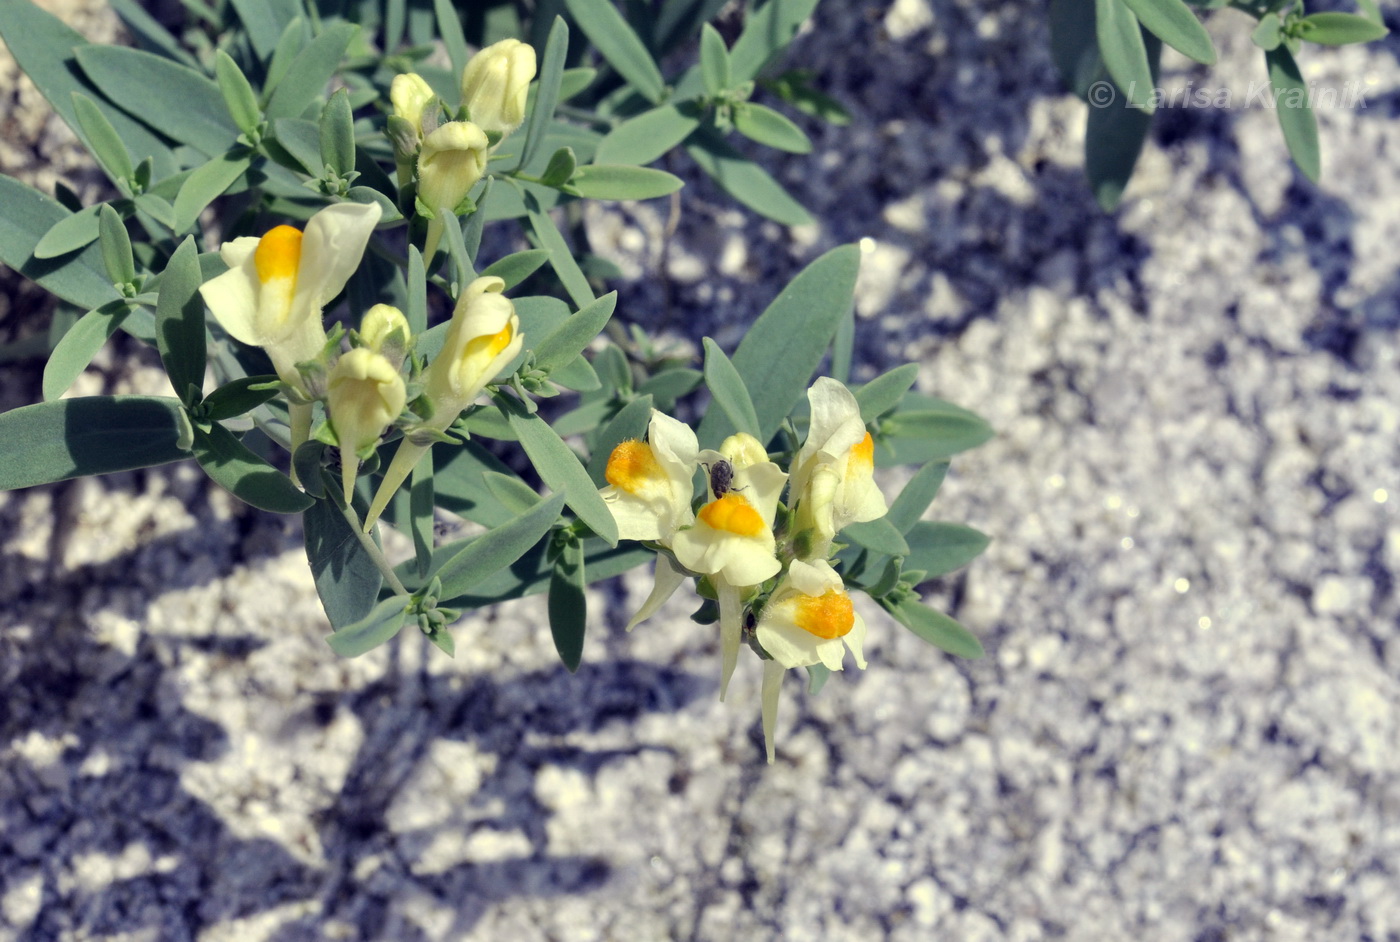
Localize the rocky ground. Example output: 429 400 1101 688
4 0 1400 939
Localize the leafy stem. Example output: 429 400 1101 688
337 497 409 596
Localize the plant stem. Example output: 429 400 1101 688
337 498 409 597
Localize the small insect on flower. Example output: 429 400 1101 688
706 458 735 497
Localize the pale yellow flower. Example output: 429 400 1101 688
326 348 407 503
418 121 489 262
461 39 536 136
599 410 698 544
790 377 887 557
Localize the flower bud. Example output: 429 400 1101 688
460 39 536 137
391 73 435 133
360 303 411 369
327 348 408 503
389 73 438 188
418 121 489 260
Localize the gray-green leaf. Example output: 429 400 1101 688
1266 45 1320 182
702 338 761 440
0 396 191 490
155 236 207 408
192 423 313 513
325 595 410 657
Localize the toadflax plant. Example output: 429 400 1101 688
0 0 992 760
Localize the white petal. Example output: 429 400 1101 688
756 618 821 669
600 487 665 542
761 660 785 764
200 255 263 347
291 202 382 321
718 581 743 701
649 411 700 479
218 236 259 269
844 612 868 670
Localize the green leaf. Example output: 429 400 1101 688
878 401 994 466
729 0 819 83
325 595 410 657
192 423 314 513
1095 0 1156 112
854 363 919 423
173 150 253 234
203 375 279 421
427 492 568 597
97 204 135 287
1266 45 1320 182
1297 12 1388 46
1085 34 1161 210
884 460 949 534
636 368 701 410
517 17 569 172
410 452 435 578
155 237 207 409
227 0 300 60
264 16 309 94
594 103 701 166
214 50 263 137
806 662 831 695
33 204 102 260
1251 13 1282 51
556 66 597 102
1119 0 1216 64
585 393 654 486
842 516 910 557
72 92 134 183
568 165 684 200
700 23 731 95
108 0 200 69
563 0 665 103
484 470 547 515
685 128 814 226
42 300 130 401
304 496 382 629
762 71 851 126
406 246 428 335
904 521 990 580
525 189 596 309
270 118 322 175
540 146 578 187
534 292 617 374
480 249 549 289
1050 0 1103 98
702 338 761 440
549 539 587 671
0 396 191 490
884 597 984 659
264 22 358 121
696 244 859 447
434 0 471 81
502 400 619 545
319 88 356 177
732 102 812 154
431 440 528 527
75 46 239 156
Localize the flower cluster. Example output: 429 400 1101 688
599 378 886 761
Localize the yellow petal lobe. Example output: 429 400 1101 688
698 493 766 537
852 431 874 469
465 323 515 360
605 440 662 494
793 590 855 640
254 225 303 284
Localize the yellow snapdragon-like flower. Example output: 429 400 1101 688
672 432 787 698
600 410 699 544
199 201 382 457
461 38 537 136
364 276 522 530
790 377 888 557
418 120 489 262
359 303 411 368
326 348 407 503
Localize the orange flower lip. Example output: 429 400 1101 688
793 589 855 640
605 440 662 494
254 225 303 284
697 493 766 537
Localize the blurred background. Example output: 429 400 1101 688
2 0 1399 939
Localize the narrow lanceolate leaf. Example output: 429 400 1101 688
202 375 279 421
1086 34 1161 210
0 396 191 490
173 150 253 234
34 204 102 259
264 22 358 121
319 88 355 177
1120 0 1216 64
97 203 135 287
1050 0 1102 98
518 17 569 172
227 0 300 61
884 597 984 659
841 516 910 557
878 402 994 466
729 0 819 83
325 595 410 657
594 103 701 166
502 400 619 545
696 244 859 447
585 394 654 487
884 460 950 534
480 249 550 289
562 0 665 103
686 128 814 227
74 46 239 156
72 92 134 184
854 363 919 423
410 455 435 578
903 521 991 580
533 291 617 375
1297 12 1388 46
525 189 596 309
155 237 207 408
214 50 263 137
702 338 761 440
549 539 587 671
192 423 314 513
1266 45 1320 183
433 0 470 80
700 23 731 95
1095 0 1156 111
304 496 382 629
405 245 428 334
568 165 683 200
107 0 200 68
42 300 129 401
732 103 812 154
0 177 119 310
427 491 568 597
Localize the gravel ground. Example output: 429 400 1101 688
4 0 1400 939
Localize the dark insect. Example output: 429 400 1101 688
706 459 735 498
